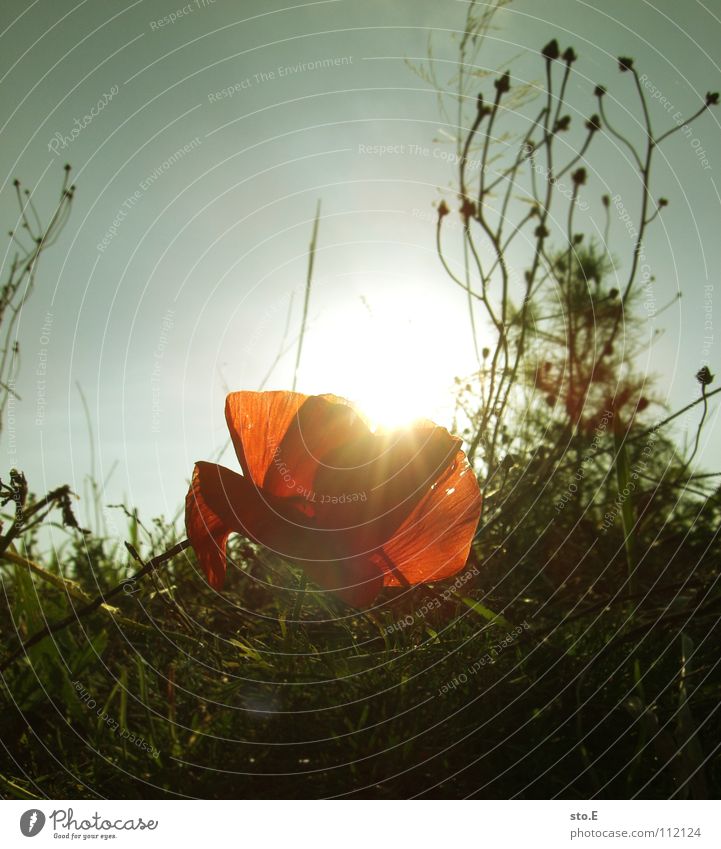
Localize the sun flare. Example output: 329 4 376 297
299 286 474 433
349 373 441 432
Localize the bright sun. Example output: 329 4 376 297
300 287 471 432
350 364 441 431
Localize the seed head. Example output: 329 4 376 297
494 71 511 94
542 39 560 61
696 366 714 386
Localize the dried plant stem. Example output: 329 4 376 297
1 169 75 429
433 28 717 494
0 539 191 673
0 485 76 557
683 384 710 471
292 200 321 393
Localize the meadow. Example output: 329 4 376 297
1 1 720 800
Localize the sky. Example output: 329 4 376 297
1 0 720 535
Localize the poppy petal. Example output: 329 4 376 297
185 463 233 590
312 422 461 546
191 392 481 606
378 449 481 585
225 390 309 487
186 461 293 589
187 462 385 604
262 394 369 499
187 461 354 570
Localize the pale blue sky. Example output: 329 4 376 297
1 0 719 534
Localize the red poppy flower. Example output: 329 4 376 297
185 391 481 607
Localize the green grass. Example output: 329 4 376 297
1 492 719 799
